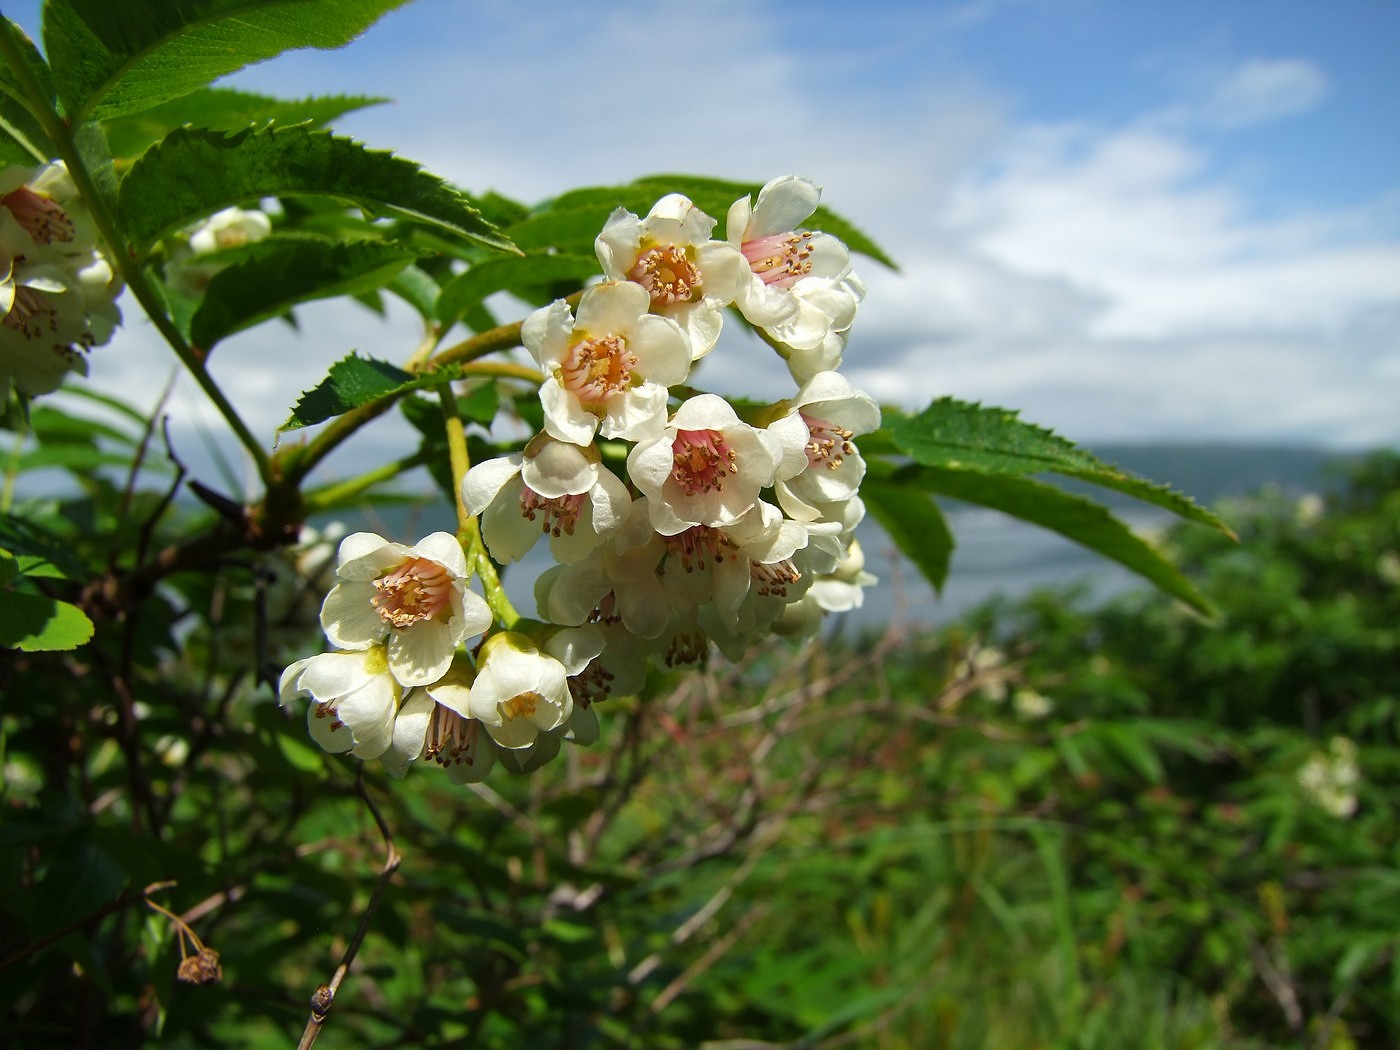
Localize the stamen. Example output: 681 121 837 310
671 429 738 495
372 556 453 628
741 231 815 289
519 488 585 537
802 413 856 470
664 526 734 573
312 700 348 735
665 629 707 668
425 705 479 767
752 558 801 598
569 662 614 708
562 334 637 406
3 286 56 341
628 244 703 306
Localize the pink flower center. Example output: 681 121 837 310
562 334 637 406
629 244 702 306
742 231 814 289
426 705 479 768
2 187 75 248
372 556 454 628
802 413 856 470
519 488 585 537
671 429 737 495
664 525 735 573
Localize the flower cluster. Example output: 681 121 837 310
0 161 122 404
279 531 604 780
469 177 877 700
282 176 879 782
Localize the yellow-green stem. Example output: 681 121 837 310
437 386 518 629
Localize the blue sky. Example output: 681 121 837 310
5 0 1398 472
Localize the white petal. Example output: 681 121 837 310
412 532 468 578
388 619 456 687
464 454 524 517
320 582 385 649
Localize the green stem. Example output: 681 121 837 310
0 23 272 482
436 385 517 629
1 426 23 514
300 451 430 516
284 320 531 486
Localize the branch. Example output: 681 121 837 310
295 771 402 1050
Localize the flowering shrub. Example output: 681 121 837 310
0 3 1232 1043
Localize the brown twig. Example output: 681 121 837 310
295 771 402 1050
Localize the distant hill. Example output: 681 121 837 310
1057 443 1362 508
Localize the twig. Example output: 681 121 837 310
295 771 402 1050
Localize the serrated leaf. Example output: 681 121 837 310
102 87 385 162
0 20 55 164
43 0 411 123
189 240 414 350
0 590 94 651
888 397 1232 534
889 463 1214 613
281 353 460 432
861 478 953 592
119 124 516 254
436 253 598 328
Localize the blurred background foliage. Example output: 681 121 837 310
3 389 1397 1048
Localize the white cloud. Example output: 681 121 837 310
1200 58 1330 128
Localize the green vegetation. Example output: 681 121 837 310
4 411 1396 1045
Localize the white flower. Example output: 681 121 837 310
658 499 809 616
533 505 670 639
464 631 578 750
777 539 878 638
767 371 881 523
279 647 401 760
1298 736 1360 819
596 194 747 359
384 661 498 782
319 531 491 687
726 176 863 380
626 394 784 535
188 206 272 255
526 281 690 443
0 162 122 400
464 435 632 565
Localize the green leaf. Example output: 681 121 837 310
861 477 953 592
101 87 385 162
119 124 517 254
384 264 441 320
0 19 55 164
280 353 459 432
436 253 598 328
889 462 1214 613
0 590 95 651
189 240 414 350
43 0 411 122
888 398 1232 534
0 547 17 586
